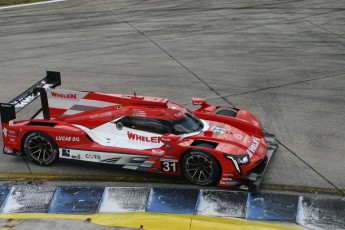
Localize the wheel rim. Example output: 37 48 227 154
185 153 214 183
27 135 54 162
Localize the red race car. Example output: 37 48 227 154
0 72 277 190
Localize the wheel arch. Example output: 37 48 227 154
180 144 223 170
20 122 92 150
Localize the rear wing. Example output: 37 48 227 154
0 71 61 123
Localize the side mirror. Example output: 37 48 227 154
192 98 207 106
161 134 180 144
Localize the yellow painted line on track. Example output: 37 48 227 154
91 213 303 230
0 213 303 230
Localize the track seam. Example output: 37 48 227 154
275 138 345 196
180 71 345 105
298 9 345 20
220 71 345 98
282 9 345 41
22 156 38 187
93 0 236 107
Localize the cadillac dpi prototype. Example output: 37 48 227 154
0 72 277 190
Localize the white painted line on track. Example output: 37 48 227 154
0 0 66 10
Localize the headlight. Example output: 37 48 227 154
224 154 250 175
225 154 250 164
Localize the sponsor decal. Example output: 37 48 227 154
259 146 264 154
212 126 226 135
51 91 77 100
222 173 235 176
132 109 146 117
234 133 243 141
127 132 162 143
3 147 13 154
7 130 17 139
14 94 37 108
2 128 15 138
71 155 80 160
220 180 239 185
61 149 71 158
246 136 260 157
152 149 165 156
85 154 101 160
244 136 250 143
8 130 15 135
174 108 187 117
90 112 112 119
164 156 176 159
161 135 180 142
2 128 7 138
1 104 12 108
56 136 80 142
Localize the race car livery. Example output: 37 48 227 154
0 71 277 190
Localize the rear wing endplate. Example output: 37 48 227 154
0 71 61 123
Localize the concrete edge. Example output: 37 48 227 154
1 172 344 195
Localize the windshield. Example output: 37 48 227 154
172 113 204 134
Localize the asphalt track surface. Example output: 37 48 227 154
0 0 344 196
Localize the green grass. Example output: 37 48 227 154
0 0 49 7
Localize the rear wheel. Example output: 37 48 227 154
182 147 221 186
23 132 59 166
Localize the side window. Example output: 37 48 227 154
121 116 171 134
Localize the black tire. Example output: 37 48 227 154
215 108 237 117
182 146 221 186
23 132 59 166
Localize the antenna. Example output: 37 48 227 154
134 91 137 97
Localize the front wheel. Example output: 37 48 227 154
23 132 59 166
182 150 221 186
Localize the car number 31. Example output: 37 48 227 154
161 160 178 172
